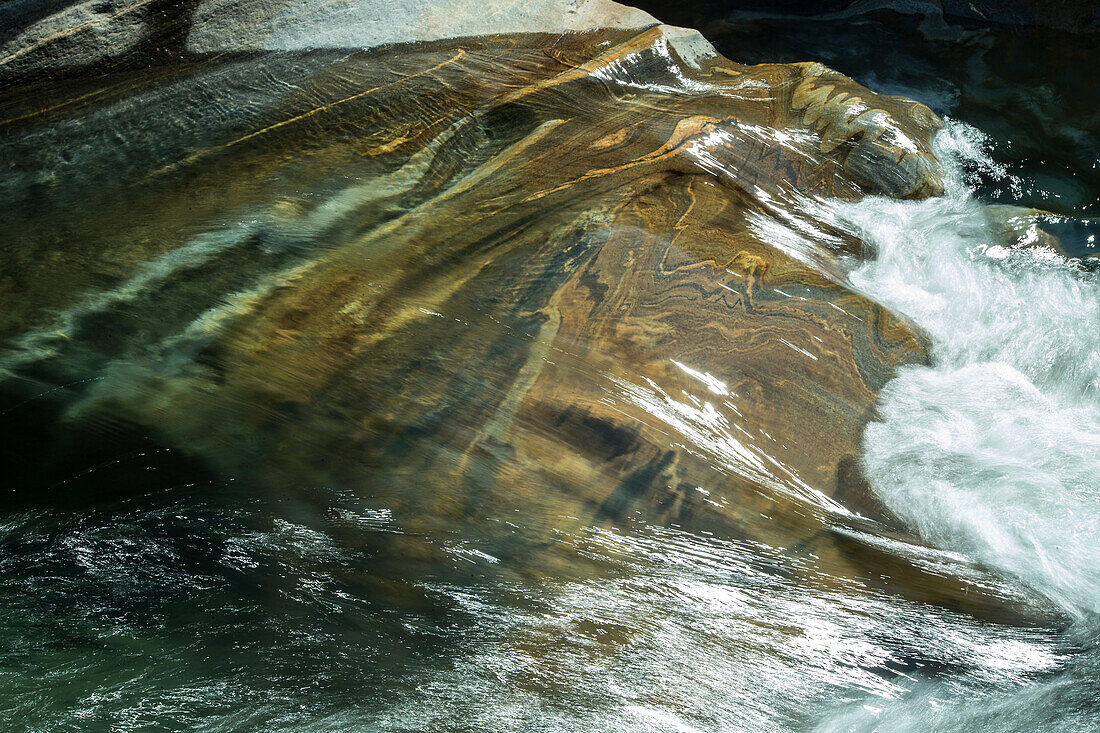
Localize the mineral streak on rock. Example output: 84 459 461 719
0 11 1047 622
791 62 944 199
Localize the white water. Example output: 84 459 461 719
830 121 1100 619
807 120 1100 730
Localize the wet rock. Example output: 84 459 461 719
0 4 1033 623
0 1 150 76
791 61 944 198
0 0 200 80
984 204 1100 268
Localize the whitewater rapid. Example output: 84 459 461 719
834 121 1100 619
810 120 1100 730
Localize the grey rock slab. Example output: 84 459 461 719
188 0 659 52
0 0 670 78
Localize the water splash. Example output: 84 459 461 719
808 119 1100 730
833 120 1100 618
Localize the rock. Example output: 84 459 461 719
188 0 658 53
0 1 148 76
0 0 199 80
984 205 1100 267
0 6 1040 623
791 61 943 198
0 0 659 80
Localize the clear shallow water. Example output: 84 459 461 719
0 8 1098 733
0 475 1071 731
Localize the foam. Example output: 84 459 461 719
836 119 1100 618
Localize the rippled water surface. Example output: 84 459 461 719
1 3 1099 731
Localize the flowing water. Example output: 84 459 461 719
808 121 1100 731
1 4 1099 732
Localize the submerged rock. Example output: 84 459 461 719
984 205 1100 267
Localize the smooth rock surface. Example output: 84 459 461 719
0 0 660 79
0 17 1044 623
189 0 658 52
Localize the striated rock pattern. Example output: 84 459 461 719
0 12 1046 624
